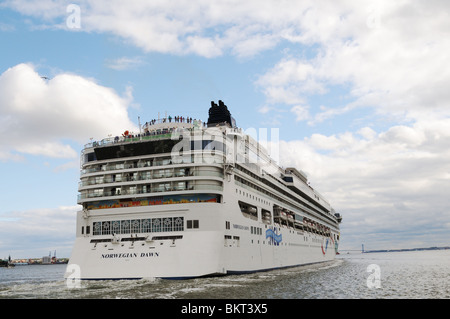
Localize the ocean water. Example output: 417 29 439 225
0 250 449 299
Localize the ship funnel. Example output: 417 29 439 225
207 100 235 128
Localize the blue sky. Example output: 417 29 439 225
1 1 449 259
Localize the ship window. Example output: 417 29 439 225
164 183 172 191
262 209 272 225
164 169 173 177
142 219 151 233
93 222 102 236
154 169 164 178
173 217 184 231
175 168 186 177
102 221 111 235
152 218 162 232
251 227 262 235
175 182 186 191
112 221 120 234
94 176 104 184
238 201 258 220
90 189 103 198
84 152 96 163
162 218 173 232
131 219 141 233
152 235 182 241
283 176 293 183
121 220 130 234
91 216 185 236
187 220 199 229
142 171 151 180
233 236 240 247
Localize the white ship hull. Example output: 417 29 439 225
66 193 337 280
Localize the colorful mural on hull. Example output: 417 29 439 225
86 194 219 210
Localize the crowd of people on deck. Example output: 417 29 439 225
145 115 202 126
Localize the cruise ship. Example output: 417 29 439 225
65 100 342 280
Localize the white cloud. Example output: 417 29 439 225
1 0 66 21
15 142 78 158
0 206 78 258
357 127 377 140
105 56 146 71
252 4 450 250
290 105 311 122
185 36 222 58
278 115 450 249
0 63 137 160
258 106 272 114
6 0 450 79
2 0 312 58
254 0 450 126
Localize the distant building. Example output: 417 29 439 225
42 256 52 264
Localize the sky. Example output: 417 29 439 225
0 0 449 259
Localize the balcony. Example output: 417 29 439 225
77 182 223 202
81 153 225 175
79 167 223 188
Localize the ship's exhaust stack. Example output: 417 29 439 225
207 100 236 128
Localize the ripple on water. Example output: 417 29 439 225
1 251 449 299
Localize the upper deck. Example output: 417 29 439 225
83 117 203 150
78 101 341 225
78 117 229 208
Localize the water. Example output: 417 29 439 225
0 250 449 299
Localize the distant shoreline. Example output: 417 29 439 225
4 257 69 266
363 246 450 254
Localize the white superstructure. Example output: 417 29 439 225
65 101 342 280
